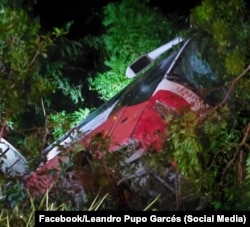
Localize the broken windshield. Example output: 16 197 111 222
169 38 226 105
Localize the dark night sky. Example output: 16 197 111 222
33 0 202 39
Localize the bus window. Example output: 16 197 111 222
170 39 226 105
113 52 177 110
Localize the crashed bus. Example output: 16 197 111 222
1 36 226 209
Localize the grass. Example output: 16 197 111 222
0 187 161 226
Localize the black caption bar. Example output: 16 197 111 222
35 211 249 226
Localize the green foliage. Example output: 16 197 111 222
186 0 250 209
42 36 86 105
158 103 250 210
0 0 37 13
48 108 91 140
87 0 179 100
0 189 74 227
0 2 69 125
0 1 92 215
0 188 114 226
190 0 250 76
0 0 90 161
167 111 204 177
1 178 26 209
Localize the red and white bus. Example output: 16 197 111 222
2 36 226 209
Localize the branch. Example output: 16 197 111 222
222 121 250 177
239 121 250 147
214 64 250 111
198 64 250 124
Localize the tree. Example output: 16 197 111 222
0 0 89 204
0 1 53 122
163 0 250 210
86 0 180 100
0 0 91 154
